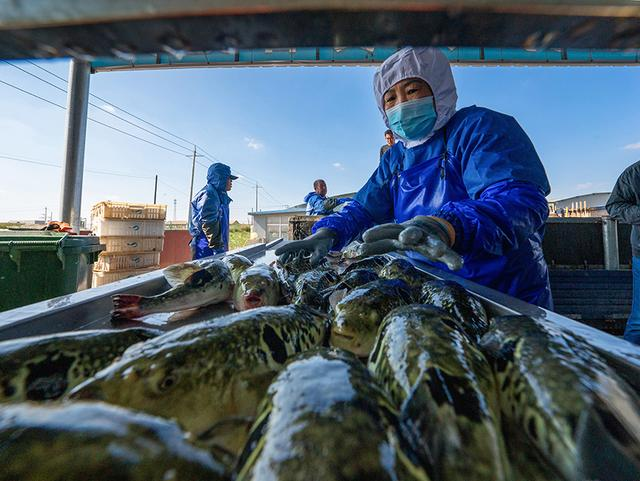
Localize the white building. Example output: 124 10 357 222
548 192 611 217
249 193 355 242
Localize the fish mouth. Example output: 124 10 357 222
243 292 264 309
331 332 354 341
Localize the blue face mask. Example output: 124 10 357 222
386 96 437 141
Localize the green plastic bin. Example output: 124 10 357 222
0 232 105 312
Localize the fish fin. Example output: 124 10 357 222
111 294 145 320
162 262 200 287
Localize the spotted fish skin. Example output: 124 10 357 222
0 328 160 403
293 268 339 309
368 305 508 481
222 254 253 284
235 348 430 481
480 316 640 481
330 279 413 357
69 306 327 457
379 258 431 293
233 264 282 311
112 259 234 320
340 254 390 275
0 401 227 481
420 280 489 342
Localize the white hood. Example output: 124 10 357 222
373 47 458 148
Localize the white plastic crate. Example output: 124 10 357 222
92 201 167 220
94 252 161 272
92 219 165 237
92 266 158 287
100 236 164 253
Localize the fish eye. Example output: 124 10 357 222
158 374 177 392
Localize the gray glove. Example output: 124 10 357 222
322 197 340 212
275 228 337 266
358 215 463 271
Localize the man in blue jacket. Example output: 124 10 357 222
188 162 237 259
304 179 344 215
277 47 552 309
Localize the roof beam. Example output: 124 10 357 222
1 1 639 59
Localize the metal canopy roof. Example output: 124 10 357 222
1 1 640 61
91 47 640 71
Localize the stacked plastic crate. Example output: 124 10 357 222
91 201 167 287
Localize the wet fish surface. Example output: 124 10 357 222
330 279 413 356
112 259 233 320
420 280 489 342
340 254 390 275
0 401 227 481
293 267 339 310
222 254 253 284
379 257 432 292
368 305 509 481
235 348 430 481
233 264 282 311
69 305 327 458
480 315 640 481
0 328 160 403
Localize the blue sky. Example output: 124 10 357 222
0 59 639 223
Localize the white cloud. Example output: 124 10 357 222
101 104 116 113
244 137 264 150
575 182 593 191
623 142 640 150
332 162 344 170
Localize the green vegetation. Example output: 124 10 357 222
229 222 255 250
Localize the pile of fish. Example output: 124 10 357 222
1 251 640 481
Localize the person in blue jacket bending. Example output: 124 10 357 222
276 47 553 309
188 162 237 259
304 179 347 215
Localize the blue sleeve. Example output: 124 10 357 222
436 109 550 255
306 194 328 215
312 153 396 249
201 188 221 226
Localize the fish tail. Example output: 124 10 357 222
111 294 147 320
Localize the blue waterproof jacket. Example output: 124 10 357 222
189 163 232 256
313 106 553 309
304 192 349 215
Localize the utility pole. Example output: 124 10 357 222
173 199 177 221
43 206 47 223
153 174 158 204
188 146 197 222
255 182 260 212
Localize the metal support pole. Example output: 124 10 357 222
60 59 90 233
153 174 158 204
602 216 620 270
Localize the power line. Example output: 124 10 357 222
0 153 152 179
158 179 189 196
3 60 193 154
0 78 189 157
0 79 66 110
3 63 290 208
25 59 202 151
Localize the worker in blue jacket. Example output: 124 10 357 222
277 47 553 309
188 162 237 259
304 179 347 215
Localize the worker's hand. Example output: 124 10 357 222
323 197 340 212
202 222 222 249
275 228 337 266
358 215 463 271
